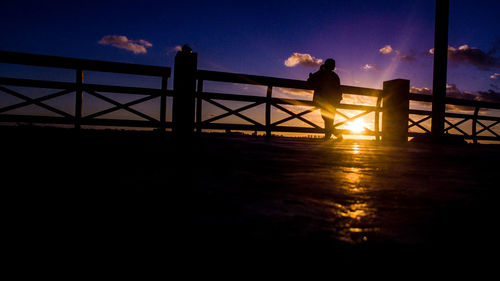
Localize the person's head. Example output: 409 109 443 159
323 58 335 71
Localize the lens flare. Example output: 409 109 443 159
345 119 366 133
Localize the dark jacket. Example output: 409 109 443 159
307 68 342 106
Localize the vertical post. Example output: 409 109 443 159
173 46 197 137
75 69 83 130
431 0 450 140
196 79 203 134
159 75 168 132
472 106 479 144
266 85 272 137
375 94 382 141
382 79 410 142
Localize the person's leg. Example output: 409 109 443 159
331 107 343 140
322 114 333 139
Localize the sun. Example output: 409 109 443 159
345 119 366 133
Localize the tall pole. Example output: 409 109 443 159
431 0 449 140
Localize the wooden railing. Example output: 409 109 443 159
0 51 172 130
408 93 500 143
3 50 498 143
196 69 384 138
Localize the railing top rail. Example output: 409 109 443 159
0 76 173 96
409 93 500 110
0 50 171 77
197 69 311 89
197 69 382 97
445 96 500 110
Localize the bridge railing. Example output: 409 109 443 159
408 93 500 143
8 50 497 143
0 51 172 131
196 69 385 138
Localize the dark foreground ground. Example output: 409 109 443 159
3 126 500 275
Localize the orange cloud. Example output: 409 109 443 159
284 53 323 67
362 64 379 71
98 35 152 54
379 45 393 54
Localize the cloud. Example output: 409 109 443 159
166 45 183 55
411 84 500 112
491 73 500 79
476 89 500 103
410 86 432 95
379 45 416 62
362 64 379 71
429 45 500 70
379 45 393 54
98 35 152 54
399 51 417 62
284 53 323 67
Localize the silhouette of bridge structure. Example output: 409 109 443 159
1 50 499 143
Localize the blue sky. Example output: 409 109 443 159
0 0 499 95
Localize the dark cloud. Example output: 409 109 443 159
379 45 416 62
410 86 432 95
476 89 500 103
400 49 417 62
445 84 500 112
445 83 500 103
448 45 499 70
411 84 500 112
429 44 500 71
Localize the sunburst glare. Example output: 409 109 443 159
345 119 366 133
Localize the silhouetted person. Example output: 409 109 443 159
307 58 343 139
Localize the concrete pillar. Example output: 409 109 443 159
173 46 197 137
382 79 410 142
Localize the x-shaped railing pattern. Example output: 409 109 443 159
475 120 500 138
83 90 161 123
408 115 431 133
201 99 264 126
409 108 500 142
444 117 471 137
0 82 169 128
0 51 172 130
0 86 74 118
198 92 377 134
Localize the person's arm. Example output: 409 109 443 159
334 74 342 101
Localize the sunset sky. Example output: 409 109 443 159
0 0 499 136
1 0 498 92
